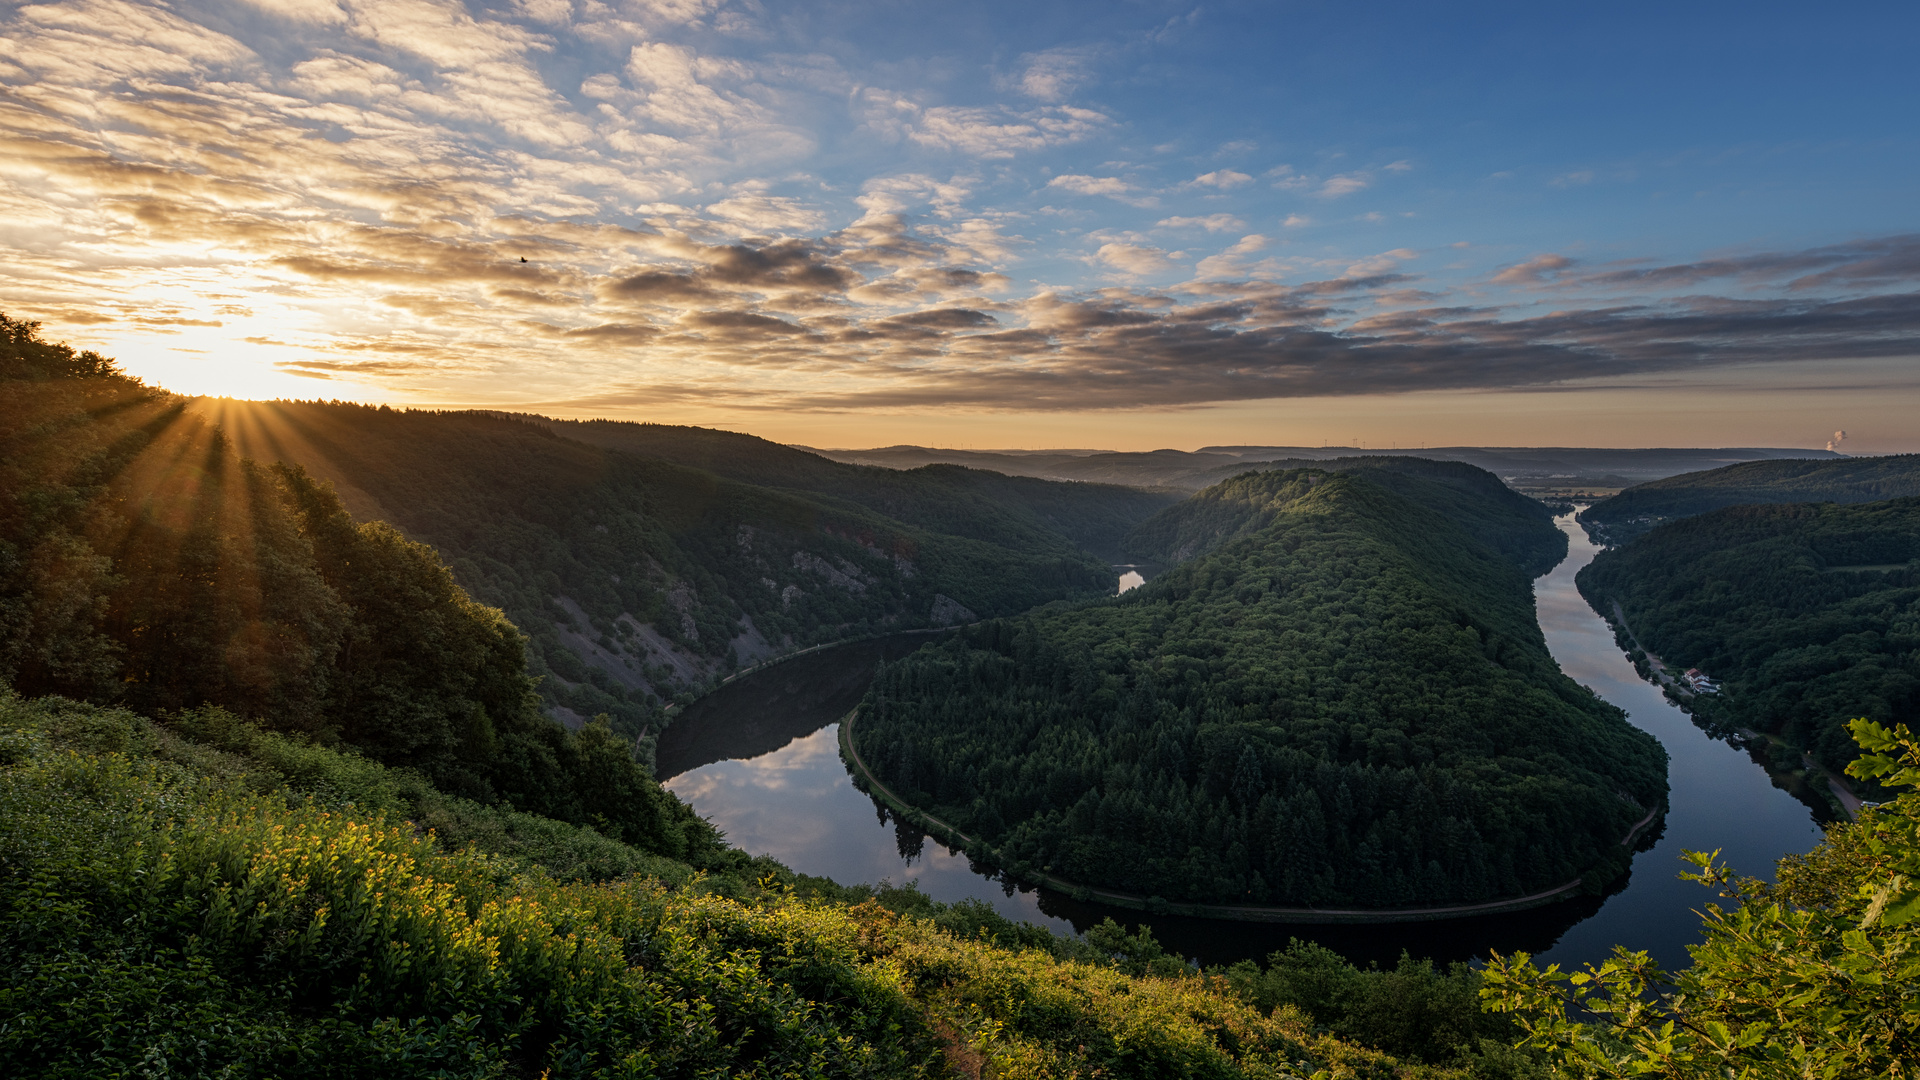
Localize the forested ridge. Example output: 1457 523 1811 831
1578 498 1920 790
550 417 1178 560
203 399 1160 738
0 316 1531 1078
7 318 1920 1076
1126 456 1566 576
1581 453 1920 542
0 319 724 859
857 468 1668 908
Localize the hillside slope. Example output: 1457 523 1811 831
856 469 1668 909
1577 498 1920 789
552 418 1177 559
1581 454 1920 542
1126 456 1566 576
200 400 1163 734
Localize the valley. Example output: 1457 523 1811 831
3 317 1915 1076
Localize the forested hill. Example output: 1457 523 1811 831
196 400 1166 735
1125 456 1566 576
856 469 1668 909
1577 498 1920 791
1582 454 1920 542
547 418 1177 560
0 326 726 860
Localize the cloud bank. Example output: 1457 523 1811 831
0 0 1916 416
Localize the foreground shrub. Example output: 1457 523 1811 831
0 693 1427 1079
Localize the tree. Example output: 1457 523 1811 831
1481 717 1920 1077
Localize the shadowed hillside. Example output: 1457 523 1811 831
198 400 1170 737
857 468 1667 909
1126 456 1566 576
1582 454 1920 542
1578 497 1920 794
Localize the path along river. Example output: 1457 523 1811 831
661 512 1825 971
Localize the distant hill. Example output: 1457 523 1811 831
1581 455 1920 543
1125 456 1567 577
812 443 1839 494
1577 498 1920 795
855 466 1666 909
200 401 1168 736
549 419 1175 560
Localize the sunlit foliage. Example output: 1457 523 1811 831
0 319 722 860
1482 718 1920 1077
0 693 1437 1079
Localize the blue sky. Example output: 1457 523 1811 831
2 0 1916 449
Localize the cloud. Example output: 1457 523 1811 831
1008 46 1101 102
3 0 1916 419
1185 169 1252 190
1493 253 1575 286
1193 233 1272 278
1561 234 1920 293
896 103 1110 158
1095 243 1178 276
1046 173 1156 208
1157 214 1245 232
747 289 1920 412
239 0 348 25
879 308 997 330
706 194 827 233
1048 174 1131 197
680 309 812 336
1317 173 1370 198
857 174 972 219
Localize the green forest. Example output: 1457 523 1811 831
8 317 1919 1076
200 399 1167 741
1581 453 1920 542
855 467 1668 908
1125 455 1568 576
1578 497 1920 789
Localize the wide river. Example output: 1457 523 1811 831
662 513 1825 971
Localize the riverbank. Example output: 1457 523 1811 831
664 625 960 719
1600 598 1862 821
839 706 1660 925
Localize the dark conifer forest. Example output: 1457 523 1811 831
200 399 1171 738
10 318 1920 1077
1581 453 1920 542
1578 497 1920 787
856 467 1669 907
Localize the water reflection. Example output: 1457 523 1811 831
1526 512 1823 973
661 514 1826 972
660 634 1078 936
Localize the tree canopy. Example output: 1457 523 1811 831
1578 497 1920 791
0 325 723 862
856 467 1667 908
1582 454 1920 543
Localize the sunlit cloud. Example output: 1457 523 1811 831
0 0 1915 424
1157 213 1245 232
1184 169 1252 190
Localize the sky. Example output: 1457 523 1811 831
3 0 1918 452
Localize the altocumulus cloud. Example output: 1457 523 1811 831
0 0 1918 413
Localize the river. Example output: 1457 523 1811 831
662 513 1825 971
